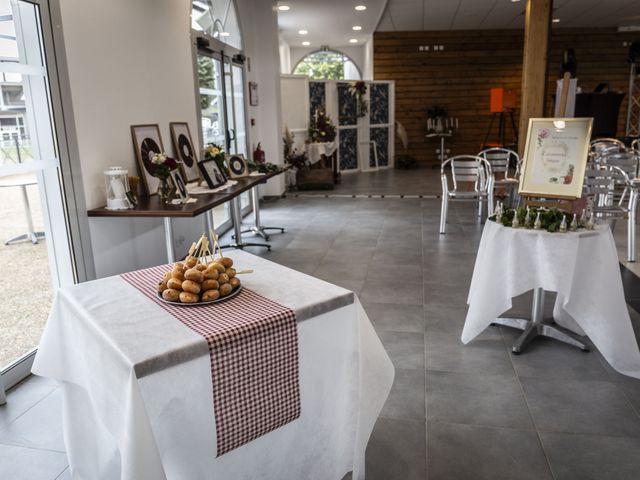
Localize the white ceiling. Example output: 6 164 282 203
378 0 640 31
277 0 387 48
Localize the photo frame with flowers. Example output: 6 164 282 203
519 118 592 199
131 124 165 196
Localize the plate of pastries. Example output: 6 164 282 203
156 233 248 305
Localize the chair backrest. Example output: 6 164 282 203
477 147 520 179
590 137 626 155
441 155 492 193
599 151 640 179
583 164 631 208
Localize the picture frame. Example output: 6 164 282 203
131 124 164 196
226 153 249 179
170 168 189 201
249 81 258 106
519 117 593 199
170 122 201 183
198 158 228 189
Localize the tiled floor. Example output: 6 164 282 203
4 168 640 479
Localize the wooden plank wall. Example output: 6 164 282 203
374 28 637 166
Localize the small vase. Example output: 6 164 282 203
157 177 175 204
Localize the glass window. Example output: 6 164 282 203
191 0 242 51
293 50 361 81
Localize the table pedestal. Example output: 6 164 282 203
4 184 45 245
221 196 270 251
493 288 590 354
239 186 284 241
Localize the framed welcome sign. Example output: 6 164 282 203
519 117 593 199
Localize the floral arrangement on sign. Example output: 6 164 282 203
349 81 368 117
283 127 308 170
490 203 595 233
204 143 229 177
308 110 337 143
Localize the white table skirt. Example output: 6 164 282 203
306 142 337 166
32 252 394 479
463 221 640 379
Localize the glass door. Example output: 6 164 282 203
0 0 77 388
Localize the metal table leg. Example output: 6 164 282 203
0 375 6 406
220 196 270 251
5 185 45 245
163 217 175 263
492 288 590 354
236 186 285 241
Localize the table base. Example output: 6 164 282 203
220 196 271 251
5 230 45 245
492 288 590 354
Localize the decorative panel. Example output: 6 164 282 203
369 83 389 125
309 81 326 117
337 83 357 126
339 128 358 170
370 128 389 167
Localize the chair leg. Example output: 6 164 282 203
628 192 637 262
440 196 448 234
487 195 494 221
477 197 483 218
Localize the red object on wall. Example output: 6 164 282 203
253 142 265 163
490 88 516 113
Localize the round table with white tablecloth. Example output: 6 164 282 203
462 220 640 379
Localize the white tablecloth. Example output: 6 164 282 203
32 251 394 479
306 142 337 166
463 220 640 379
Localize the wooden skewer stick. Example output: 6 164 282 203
235 269 254 275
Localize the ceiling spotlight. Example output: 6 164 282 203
510 0 520 2
302 41 311 46
355 5 367 11
352 25 362 31
277 5 290 11
552 18 560 23
298 30 308 35
349 38 358 43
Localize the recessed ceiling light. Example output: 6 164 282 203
510 0 520 2
302 41 311 46
298 30 308 35
355 5 367 11
352 25 362 31
552 18 560 23
349 38 358 43
277 5 290 11
219 32 230 37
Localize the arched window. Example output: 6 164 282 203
191 0 242 51
293 50 361 81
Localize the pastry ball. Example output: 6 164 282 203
218 273 229 285
229 277 240 289
157 281 168 293
163 271 172 282
219 283 233 297
210 262 225 274
184 268 204 283
162 289 180 302
202 289 220 302
171 267 185 281
174 262 185 270
167 278 183 291
194 263 207 271
204 265 220 279
179 291 199 303
185 256 198 268
202 279 219 291
182 280 201 294
220 257 233 268
225 268 236 278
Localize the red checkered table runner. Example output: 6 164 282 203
121 264 301 456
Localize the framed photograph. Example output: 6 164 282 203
226 153 249 179
249 81 258 106
131 124 164 196
198 158 227 189
519 117 593 199
170 169 189 200
170 122 201 183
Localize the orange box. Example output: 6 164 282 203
490 88 516 113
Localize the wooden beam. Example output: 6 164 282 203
518 0 552 157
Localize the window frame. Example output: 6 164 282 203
292 49 362 81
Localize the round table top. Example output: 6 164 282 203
0 173 38 188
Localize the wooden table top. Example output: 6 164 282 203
87 171 282 219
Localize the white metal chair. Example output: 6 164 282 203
477 147 521 207
440 155 494 234
583 163 639 261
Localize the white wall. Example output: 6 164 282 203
57 0 284 277
278 33 292 75
289 45 366 79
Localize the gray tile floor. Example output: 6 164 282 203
4 168 640 479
